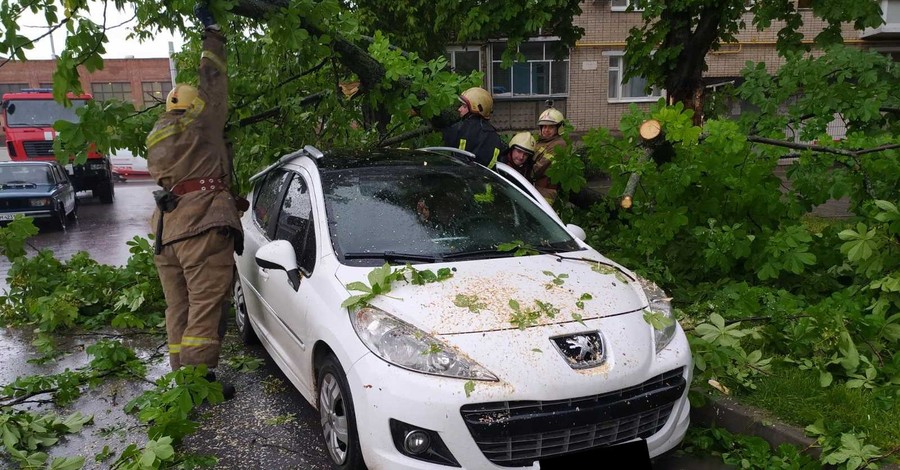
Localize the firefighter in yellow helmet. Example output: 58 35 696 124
532 107 568 203
501 132 536 178
441 87 507 168
146 3 239 399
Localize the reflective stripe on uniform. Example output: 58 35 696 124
182 335 218 347
168 343 182 353
458 138 467 151
201 50 227 74
146 97 207 149
488 147 500 169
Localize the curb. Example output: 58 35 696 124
691 397 900 469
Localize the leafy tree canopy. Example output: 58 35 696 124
0 0 583 187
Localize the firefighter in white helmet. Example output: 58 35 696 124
532 107 567 203
501 132 537 178
146 2 240 399
441 87 507 168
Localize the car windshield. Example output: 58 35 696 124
0 165 52 185
321 153 580 265
4 99 87 128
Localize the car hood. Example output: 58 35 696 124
0 184 54 196
334 252 649 335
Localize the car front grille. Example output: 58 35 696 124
0 199 32 211
459 367 686 467
24 140 54 158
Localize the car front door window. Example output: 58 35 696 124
274 174 316 275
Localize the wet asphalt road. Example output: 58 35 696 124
0 179 726 469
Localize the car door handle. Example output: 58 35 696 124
258 267 269 281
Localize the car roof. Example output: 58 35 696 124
0 161 56 167
317 147 474 171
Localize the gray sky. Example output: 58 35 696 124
19 3 184 59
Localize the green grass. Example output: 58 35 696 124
735 362 900 451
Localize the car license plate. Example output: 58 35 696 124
0 213 18 221
539 439 650 470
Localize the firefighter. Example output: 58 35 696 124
532 107 567 203
146 3 240 398
502 131 537 178
442 87 507 168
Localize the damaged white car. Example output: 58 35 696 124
233 146 692 469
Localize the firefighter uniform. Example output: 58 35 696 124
146 29 241 371
442 87 507 168
533 135 565 203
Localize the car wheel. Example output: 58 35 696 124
52 203 67 231
97 180 115 204
317 354 365 470
67 199 78 221
232 274 258 344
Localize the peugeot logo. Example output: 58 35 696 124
551 331 605 369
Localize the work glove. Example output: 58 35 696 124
194 2 220 31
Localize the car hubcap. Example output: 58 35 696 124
233 280 247 333
320 373 349 464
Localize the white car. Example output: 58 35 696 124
233 146 692 469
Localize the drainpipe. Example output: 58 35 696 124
168 41 177 86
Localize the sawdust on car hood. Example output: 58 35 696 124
334 253 648 335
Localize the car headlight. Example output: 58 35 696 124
350 306 498 381
29 198 52 207
638 277 677 354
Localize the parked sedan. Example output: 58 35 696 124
233 146 692 469
0 161 77 230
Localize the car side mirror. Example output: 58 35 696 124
566 224 587 241
255 240 302 291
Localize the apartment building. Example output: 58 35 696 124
477 0 900 135
2 0 899 138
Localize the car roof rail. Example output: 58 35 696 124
418 146 477 162
248 145 325 183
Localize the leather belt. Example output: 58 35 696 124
171 177 227 196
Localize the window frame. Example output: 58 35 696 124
605 52 665 103
141 81 173 109
489 39 569 99
611 0 643 12
90 82 133 104
446 46 482 76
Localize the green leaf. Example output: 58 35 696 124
49 456 85 470
464 380 475 398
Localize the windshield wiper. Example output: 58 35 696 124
343 251 441 263
441 249 511 261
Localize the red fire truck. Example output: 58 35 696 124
1 89 114 203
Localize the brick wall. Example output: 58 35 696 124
0 57 171 106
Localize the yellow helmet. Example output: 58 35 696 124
508 132 535 155
166 84 198 112
537 108 565 126
459 87 494 119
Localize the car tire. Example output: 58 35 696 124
52 202 67 231
97 180 114 204
317 354 365 470
67 199 78 221
232 274 258 344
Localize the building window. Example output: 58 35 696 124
611 0 643 11
607 54 663 102
797 0 812 8
90 82 132 103
491 41 568 97
142 81 173 109
0 83 29 95
446 47 481 76
39 83 53 89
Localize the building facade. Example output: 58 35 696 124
0 57 173 110
2 0 899 139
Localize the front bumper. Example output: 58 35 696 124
0 210 54 221
344 333 692 469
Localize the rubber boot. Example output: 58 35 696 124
206 370 236 400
